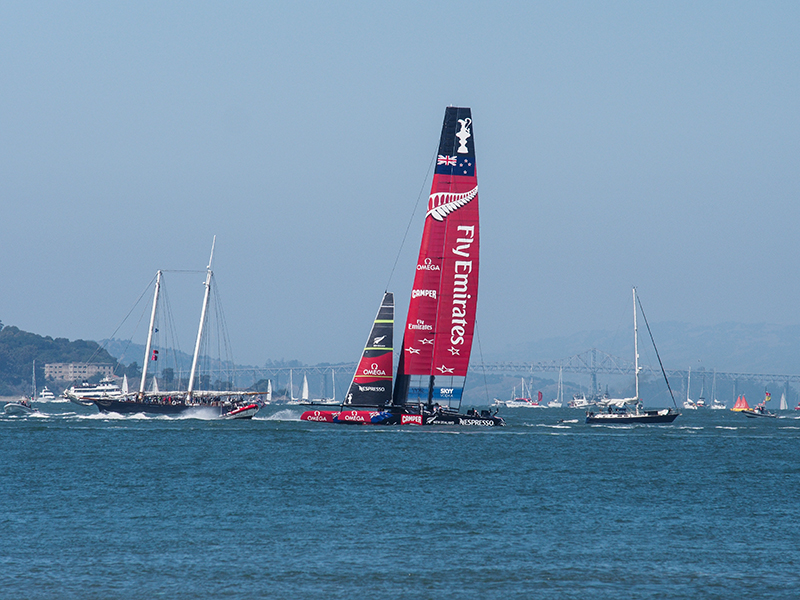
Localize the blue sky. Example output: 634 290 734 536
2 2 798 366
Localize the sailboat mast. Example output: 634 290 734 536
633 287 640 400
140 270 162 396
188 237 216 399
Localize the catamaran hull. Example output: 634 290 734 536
300 409 505 427
585 409 680 424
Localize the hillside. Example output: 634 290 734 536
0 324 119 395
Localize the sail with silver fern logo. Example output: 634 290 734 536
301 107 503 426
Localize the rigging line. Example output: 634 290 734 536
636 292 678 409
83 274 158 368
385 149 437 292
474 318 492 407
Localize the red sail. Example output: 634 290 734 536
402 107 479 378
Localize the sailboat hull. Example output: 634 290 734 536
585 409 680 424
93 398 257 418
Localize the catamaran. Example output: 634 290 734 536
585 288 680 424
301 107 503 426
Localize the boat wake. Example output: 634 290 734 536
264 409 302 421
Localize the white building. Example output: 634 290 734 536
44 363 115 381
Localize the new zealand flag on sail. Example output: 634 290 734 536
434 107 476 177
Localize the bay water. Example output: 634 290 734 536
2 403 798 599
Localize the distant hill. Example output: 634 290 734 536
0 324 119 395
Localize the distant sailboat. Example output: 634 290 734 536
683 368 697 409
779 391 788 410
710 370 725 409
586 288 680 424
547 368 564 408
301 374 309 402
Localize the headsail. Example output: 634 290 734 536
301 374 309 401
395 107 479 409
344 292 394 407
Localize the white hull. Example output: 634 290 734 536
4 401 36 416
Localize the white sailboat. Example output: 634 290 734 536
505 378 544 408
548 367 564 408
696 373 706 408
683 367 698 409
710 370 725 409
301 374 309 402
286 369 298 404
780 391 788 411
586 288 680 424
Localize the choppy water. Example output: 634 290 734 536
1 402 799 599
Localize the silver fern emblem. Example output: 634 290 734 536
426 185 478 221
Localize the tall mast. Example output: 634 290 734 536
140 270 162 396
188 236 216 399
633 287 640 400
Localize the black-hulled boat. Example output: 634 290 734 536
586 288 680 425
89 239 260 419
301 107 504 427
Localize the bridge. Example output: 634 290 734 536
238 348 800 388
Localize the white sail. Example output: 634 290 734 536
266 380 272 403
150 377 160 393
548 367 564 407
301 374 309 401
780 392 788 410
122 374 129 394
